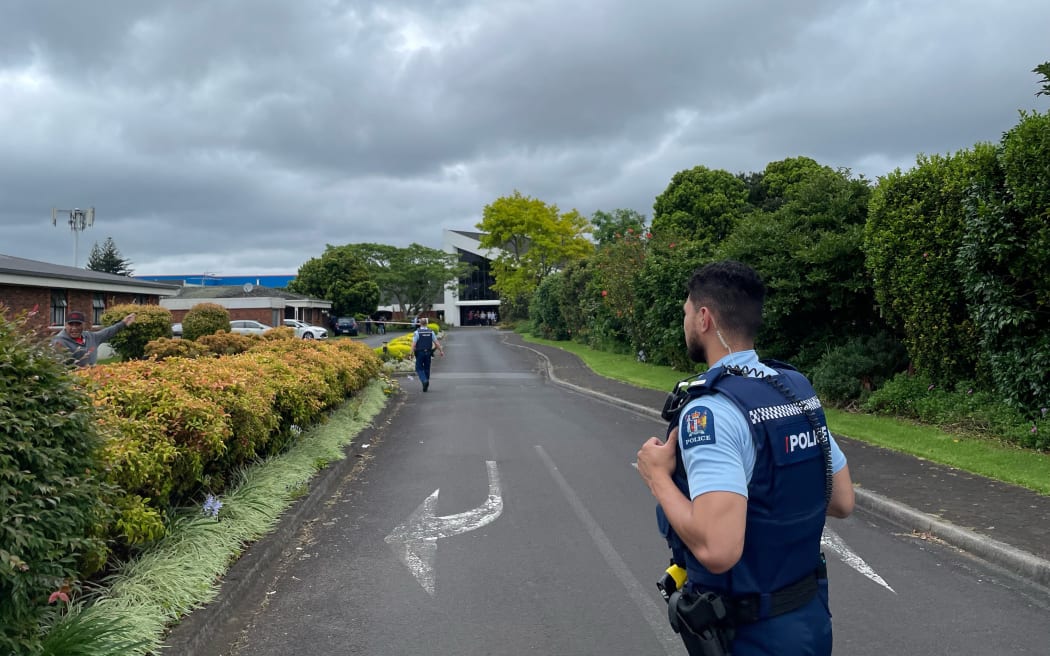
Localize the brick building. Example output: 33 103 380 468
0 253 179 332
160 285 332 328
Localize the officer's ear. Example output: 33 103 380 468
697 305 714 333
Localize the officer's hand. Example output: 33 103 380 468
637 428 678 488
123 313 137 326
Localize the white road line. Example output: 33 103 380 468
822 527 896 593
536 446 682 656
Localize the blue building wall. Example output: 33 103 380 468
136 274 297 288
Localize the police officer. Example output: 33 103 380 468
411 318 444 392
637 260 854 655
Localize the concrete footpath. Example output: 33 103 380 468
501 332 1050 590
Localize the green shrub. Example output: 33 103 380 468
530 273 569 339
959 110 1050 416
631 237 707 370
0 311 111 655
100 304 173 361
195 331 260 356
376 335 413 361
864 373 1049 450
113 495 166 546
863 148 991 385
143 337 209 360
181 303 231 341
811 332 908 406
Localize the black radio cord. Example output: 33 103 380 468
725 366 834 506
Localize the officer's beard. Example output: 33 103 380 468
686 332 706 364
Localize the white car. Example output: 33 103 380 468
283 319 328 339
230 320 272 336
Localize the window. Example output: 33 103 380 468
456 249 499 301
50 289 68 326
93 293 106 325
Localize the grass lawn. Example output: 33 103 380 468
519 332 1050 495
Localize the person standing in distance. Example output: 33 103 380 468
636 260 854 655
411 318 444 392
50 310 137 367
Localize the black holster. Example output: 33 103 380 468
667 590 734 656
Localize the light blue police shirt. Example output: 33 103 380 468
678 350 847 500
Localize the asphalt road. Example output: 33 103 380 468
216 328 1050 655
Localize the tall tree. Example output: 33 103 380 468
864 147 994 385
589 208 646 246
86 237 133 276
344 243 470 317
476 191 592 318
959 110 1050 415
287 245 380 317
650 165 749 251
1034 61 1050 96
718 158 879 366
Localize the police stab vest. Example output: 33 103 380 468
414 327 434 352
656 362 830 598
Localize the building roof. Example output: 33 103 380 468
173 285 311 300
450 229 486 241
0 253 180 292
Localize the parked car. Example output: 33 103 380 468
230 320 272 336
282 319 328 339
334 317 358 336
171 323 182 338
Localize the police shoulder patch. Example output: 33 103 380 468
680 405 716 450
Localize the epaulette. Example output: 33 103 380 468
660 366 727 422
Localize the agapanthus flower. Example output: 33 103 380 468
202 494 223 518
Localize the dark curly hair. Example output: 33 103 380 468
686 260 765 340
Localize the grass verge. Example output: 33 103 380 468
40 379 391 655
519 332 1050 496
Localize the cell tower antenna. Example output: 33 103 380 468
51 207 95 267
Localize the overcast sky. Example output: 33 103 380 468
2 1 1047 276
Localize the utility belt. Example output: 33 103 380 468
658 558 827 655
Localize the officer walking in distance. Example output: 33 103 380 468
637 260 854 655
411 317 444 392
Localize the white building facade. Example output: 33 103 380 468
371 229 503 327
440 229 502 327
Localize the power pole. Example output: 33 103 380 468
51 207 95 267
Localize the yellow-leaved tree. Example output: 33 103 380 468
476 191 592 320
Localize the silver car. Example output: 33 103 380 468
230 320 272 336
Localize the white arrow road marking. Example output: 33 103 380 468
384 460 503 595
822 527 896 593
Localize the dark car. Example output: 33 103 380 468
334 317 359 336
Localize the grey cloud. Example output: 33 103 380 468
2 0 1048 273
